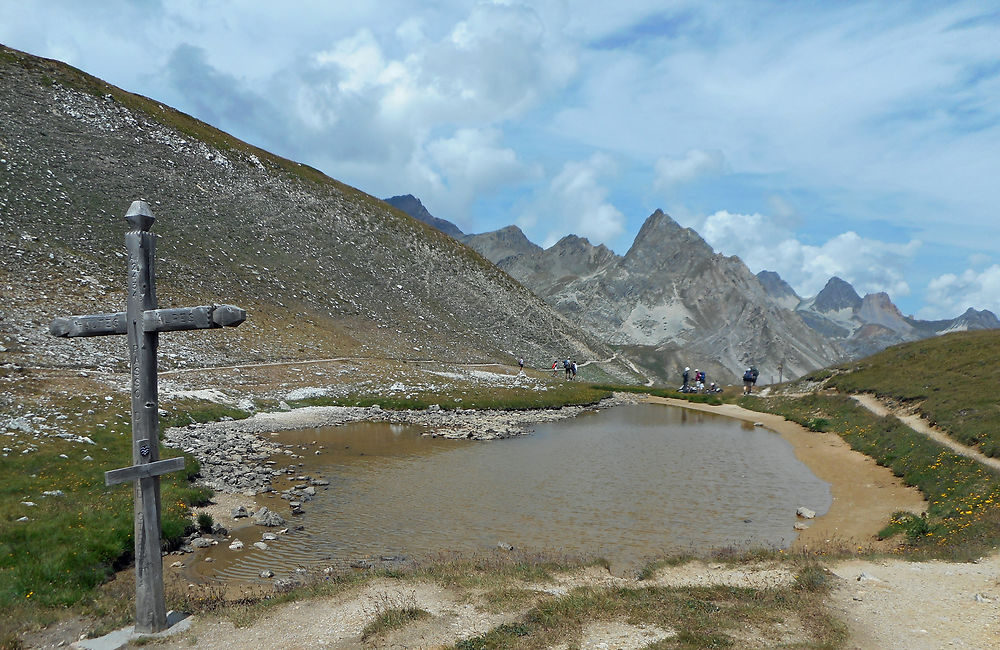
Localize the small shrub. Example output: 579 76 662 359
197 513 214 532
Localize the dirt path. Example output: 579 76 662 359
852 393 1000 473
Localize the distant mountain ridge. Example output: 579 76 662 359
389 193 999 382
464 209 842 383
756 272 1000 358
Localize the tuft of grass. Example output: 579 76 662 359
360 590 429 641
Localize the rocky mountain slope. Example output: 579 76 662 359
0 45 640 382
462 211 842 383
757 273 1000 358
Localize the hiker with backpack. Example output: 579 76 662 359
743 367 754 395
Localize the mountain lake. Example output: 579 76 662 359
197 403 831 580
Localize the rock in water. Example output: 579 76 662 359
252 506 286 527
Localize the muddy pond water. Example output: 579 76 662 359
201 404 831 580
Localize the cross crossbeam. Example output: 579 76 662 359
49 200 246 634
49 304 246 337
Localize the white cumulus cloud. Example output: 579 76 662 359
696 210 921 299
654 149 726 189
521 154 625 248
922 265 1000 319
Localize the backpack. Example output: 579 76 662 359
743 369 753 381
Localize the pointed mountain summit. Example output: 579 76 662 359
624 209 713 272
756 270 801 310
384 194 465 238
461 225 542 263
812 277 863 313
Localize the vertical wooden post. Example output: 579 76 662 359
124 200 167 634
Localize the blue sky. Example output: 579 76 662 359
2 1 999 319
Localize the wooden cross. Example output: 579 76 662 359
49 200 246 634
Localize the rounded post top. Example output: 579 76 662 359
125 200 156 232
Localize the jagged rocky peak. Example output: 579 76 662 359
856 292 913 334
551 234 617 264
624 209 714 268
954 307 1000 329
461 224 542 262
756 270 801 309
384 194 464 238
813 276 862 313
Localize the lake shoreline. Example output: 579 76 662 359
643 396 927 552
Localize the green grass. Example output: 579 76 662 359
0 396 249 643
744 392 1000 559
823 330 1000 456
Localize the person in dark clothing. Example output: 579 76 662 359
682 366 690 390
743 367 754 395
750 366 759 388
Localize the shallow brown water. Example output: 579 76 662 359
202 404 830 579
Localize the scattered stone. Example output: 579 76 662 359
427 404 441 412
229 539 244 550
497 541 515 551
191 537 215 548
251 506 286 527
857 571 882 583
42 490 65 497
794 522 809 531
20 501 37 507
975 593 992 603
796 506 816 519
278 400 291 411
259 569 274 578
232 506 249 519
170 561 184 568
16 516 28 522
82 455 93 461
253 542 269 551
262 532 278 541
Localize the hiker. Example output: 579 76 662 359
551 359 558 376
564 358 571 380
571 361 577 379
694 369 704 392
743 367 754 394
682 366 690 390
750 366 759 388
518 357 524 373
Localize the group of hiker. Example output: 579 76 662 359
516 357 580 380
680 366 719 393
552 358 578 380
680 364 758 394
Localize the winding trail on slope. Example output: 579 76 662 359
851 393 1000 474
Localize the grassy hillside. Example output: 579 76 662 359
817 330 1000 457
